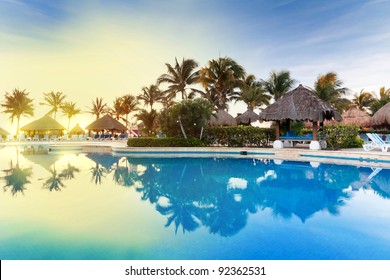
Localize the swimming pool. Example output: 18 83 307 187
1 145 390 260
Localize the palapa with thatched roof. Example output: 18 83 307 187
371 102 390 128
341 104 371 128
20 115 66 136
69 123 85 135
235 109 259 125
85 114 127 132
209 109 237 126
259 84 342 145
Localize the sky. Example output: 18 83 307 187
1 0 390 134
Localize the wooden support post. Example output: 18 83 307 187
276 120 280 140
312 121 318 141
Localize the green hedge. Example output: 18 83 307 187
323 125 364 149
127 137 204 147
203 126 275 147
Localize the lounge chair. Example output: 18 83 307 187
71 135 78 141
32 135 40 141
363 133 390 152
43 135 49 141
6 135 14 141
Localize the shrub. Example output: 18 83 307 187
127 137 204 147
203 126 275 147
324 124 363 149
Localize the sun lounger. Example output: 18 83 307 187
363 133 390 152
6 135 14 141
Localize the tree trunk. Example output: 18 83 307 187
16 116 20 136
200 126 204 140
178 116 187 139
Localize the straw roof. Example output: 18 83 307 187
85 115 127 131
259 84 342 122
20 115 66 132
0 127 10 135
69 123 85 135
209 109 237 126
235 109 259 125
341 105 371 128
371 102 390 128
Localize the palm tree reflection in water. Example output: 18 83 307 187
108 157 365 237
2 161 32 196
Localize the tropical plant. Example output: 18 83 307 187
121 94 139 128
60 101 81 131
39 91 66 119
159 98 215 139
60 163 80 180
135 109 158 136
87 97 107 120
138 84 164 110
157 58 199 100
91 163 106 185
353 89 375 110
1 89 34 136
314 72 351 113
261 70 295 101
198 57 246 109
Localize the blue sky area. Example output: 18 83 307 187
1 0 390 132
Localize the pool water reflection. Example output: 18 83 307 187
1 145 390 260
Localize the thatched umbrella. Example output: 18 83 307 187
371 102 390 128
235 109 259 125
0 127 10 136
69 123 85 135
259 84 342 143
209 109 237 126
85 114 127 133
20 115 66 136
341 105 371 128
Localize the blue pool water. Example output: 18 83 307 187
1 145 390 260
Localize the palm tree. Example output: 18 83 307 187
87 97 107 120
1 89 34 136
60 101 81 131
136 109 158 136
158 57 199 100
108 97 123 120
261 70 295 101
353 89 375 110
137 84 164 110
314 72 351 112
60 162 80 180
239 83 271 111
39 91 66 120
369 86 390 115
121 95 139 129
198 57 246 109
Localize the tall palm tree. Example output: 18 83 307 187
198 56 246 109
137 84 164 110
43 168 65 191
353 89 375 110
39 91 66 120
61 101 81 131
314 72 351 112
87 97 107 120
1 88 34 136
158 58 199 100
121 95 139 128
261 70 295 101
2 161 32 196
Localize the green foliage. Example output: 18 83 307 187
203 126 275 147
323 125 363 149
127 137 204 147
158 98 214 138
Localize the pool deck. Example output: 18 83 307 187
1 140 390 168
